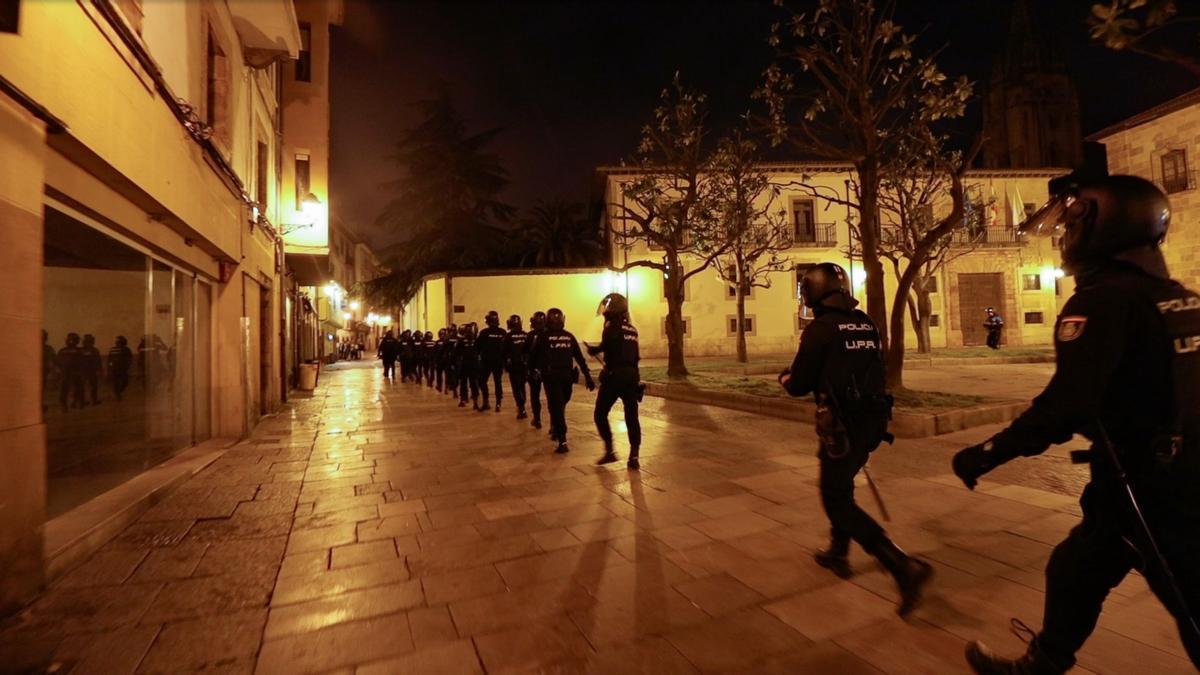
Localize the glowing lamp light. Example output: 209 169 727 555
1054 268 1065 279
379 316 392 327
850 269 867 292
300 193 322 223
349 300 361 311
342 312 352 322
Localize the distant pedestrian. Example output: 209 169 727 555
107 336 133 401
984 307 1004 350
378 330 399 379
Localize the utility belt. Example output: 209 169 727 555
815 393 894 460
1070 433 1184 468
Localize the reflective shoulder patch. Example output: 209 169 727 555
1057 315 1088 342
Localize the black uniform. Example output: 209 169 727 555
433 335 448 392
532 329 591 443
378 335 400 379
968 262 1200 668
423 335 437 386
443 332 460 394
505 328 530 415
984 313 1004 350
400 334 416 382
784 295 894 562
526 327 546 425
107 343 133 401
589 320 642 455
57 343 84 410
477 325 507 407
80 338 102 405
456 333 481 406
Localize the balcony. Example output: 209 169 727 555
791 222 837 248
950 227 1024 248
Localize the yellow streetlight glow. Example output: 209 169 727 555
349 300 361 311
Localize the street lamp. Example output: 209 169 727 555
349 300 361 311
281 193 324 235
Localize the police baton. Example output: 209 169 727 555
862 463 891 522
1095 419 1200 645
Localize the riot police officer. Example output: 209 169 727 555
478 310 508 412
531 308 594 453
525 311 548 429
412 330 426 385
80 334 102 405
433 328 448 392
443 324 459 396
378 330 399 380
505 315 530 420
399 329 414 382
456 323 483 410
983 307 1004 350
780 262 933 616
107 335 133 402
422 331 437 388
953 175 1200 673
589 293 643 469
58 332 84 411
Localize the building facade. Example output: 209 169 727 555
0 0 317 613
403 165 1070 358
1089 88 1200 291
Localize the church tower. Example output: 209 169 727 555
982 0 1083 168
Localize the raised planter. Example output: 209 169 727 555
643 382 1028 439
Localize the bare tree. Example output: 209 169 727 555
708 131 793 363
759 0 972 350
610 75 726 378
876 128 984 389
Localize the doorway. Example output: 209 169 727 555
958 273 1004 346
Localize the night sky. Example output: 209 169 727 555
329 0 1199 246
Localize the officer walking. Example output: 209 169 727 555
80 334 102 406
422 331 437 387
443 324 459 397
531 308 594 454
589 293 643 469
107 335 133 402
399 329 415 382
456 323 483 410
983 307 1004 350
378 330 399 380
525 311 548 429
780 262 933 616
432 328 448 392
478 310 508 412
953 175 1200 673
58 332 84 411
504 314 530 420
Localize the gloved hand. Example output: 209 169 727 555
585 374 596 391
953 441 998 490
778 369 791 389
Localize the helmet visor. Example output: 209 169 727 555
1017 194 1074 238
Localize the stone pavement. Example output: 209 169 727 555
0 363 1192 674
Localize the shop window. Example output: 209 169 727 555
1 0 19 33
929 314 940 328
1025 312 1045 324
296 22 312 82
205 28 230 148
1162 149 1189 194
43 206 208 517
1022 273 1041 291
295 154 310 209
727 316 755 336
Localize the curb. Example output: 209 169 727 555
643 382 1027 439
43 437 238 582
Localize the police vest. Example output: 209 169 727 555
1150 282 1200 516
544 332 578 373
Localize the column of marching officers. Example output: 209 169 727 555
374 294 644 468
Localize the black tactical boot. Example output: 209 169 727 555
458 399 467 408
597 442 618 465
627 446 640 470
517 408 527 420
555 440 570 454
495 401 501 413
872 539 934 616
965 638 1068 675
814 535 853 579
532 417 542 429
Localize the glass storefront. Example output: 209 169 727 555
43 205 212 517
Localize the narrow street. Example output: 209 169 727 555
0 363 1188 674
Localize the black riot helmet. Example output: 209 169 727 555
437 328 447 339
424 331 433 341
1020 174 1170 274
597 292 629 321
507 314 522 331
546 308 566 331
530 311 547 331
457 324 468 337
799 262 853 310
467 322 478 338
485 310 500 327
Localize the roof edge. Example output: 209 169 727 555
1087 87 1200 142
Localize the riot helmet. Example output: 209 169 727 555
83 334 95 348
1020 174 1170 274
424 331 433 341
485 310 500 327
799 262 853 310
437 328 447 339
546 308 566 331
116 335 127 347
67 333 80 346
530 311 547 331
597 292 630 321
384 330 394 339
457 324 468 337
507 314 522 331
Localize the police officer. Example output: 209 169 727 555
504 314 530 420
107 335 133 402
400 329 416 382
532 308 594 453
589 293 643 469
378 330 399 380
432 328 448 392
456 323 483 410
412 330 426 385
422 331 437 387
478 310 508 412
58 332 84 411
80 334 102 405
525 311 548 429
953 175 1200 673
780 262 933 616
983 307 1004 350
443 324 460 397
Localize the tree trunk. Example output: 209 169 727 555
735 282 748 363
906 296 926 352
664 253 688 379
857 162 889 350
915 287 933 353
886 259 925 391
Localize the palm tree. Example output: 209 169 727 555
514 200 605 268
